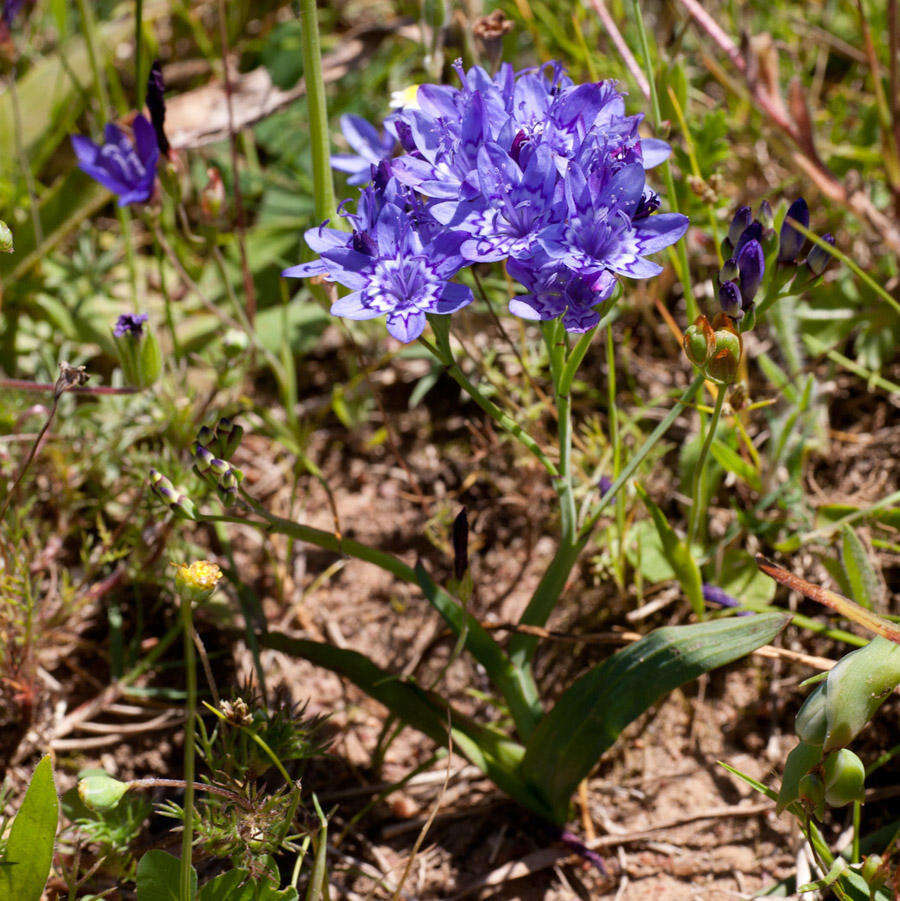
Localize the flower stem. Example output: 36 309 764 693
179 595 196 899
687 384 726 547
628 0 697 320
509 370 705 665
298 0 337 224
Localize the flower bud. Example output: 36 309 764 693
200 166 225 220
192 442 215 474
0 219 14 253
719 258 739 283
78 772 129 811
758 200 773 230
209 456 231 478
215 417 244 460
683 315 714 367
452 507 469 582
197 425 215 447
778 197 809 262
728 206 752 246
822 748 865 807
718 280 743 319
223 328 250 360
174 560 223 603
149 469 197 520
737 239 765 305
804 233 835 278
734 220 762 255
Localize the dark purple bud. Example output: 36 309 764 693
737 239 765 304
197 425 215 446
452 508 469 581
734 220 763 255
805 233 835 277
598 475 614 496
719 257 739 283
113 312 148 337
728 206 752 246
146 60 170 157
779 198 809 262
718 281 743 318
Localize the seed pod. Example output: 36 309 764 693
797 773 825 818
0 220 14 253
822 748 865 807
683 315 714 367
821 636 900 752
706 317 743 384
78 772 129 811
777 739 824 812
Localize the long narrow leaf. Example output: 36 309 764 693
414 563 542 739
257 631 552 820
520 613 789 822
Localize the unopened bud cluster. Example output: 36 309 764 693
149 468 197 520
718 198 835 328
683 312 743 384
192 417 245 504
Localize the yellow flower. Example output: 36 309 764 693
173 560 222 602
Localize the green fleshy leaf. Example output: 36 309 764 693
136 850 196 900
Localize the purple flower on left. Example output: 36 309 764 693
71 115 159 206
114 313 148 337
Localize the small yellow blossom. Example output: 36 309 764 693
173 560 223 602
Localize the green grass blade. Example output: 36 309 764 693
520 613 789 823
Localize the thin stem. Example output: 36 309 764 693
420 328 559 476
298 0 337 225
607 326 627 579
628 0 697 320
687 385 726 546
135 0 145 108
127 777 243 805
9 72 43 246
179 597 197 899
509 370 705 665
215 0 256 322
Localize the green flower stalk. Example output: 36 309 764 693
173 560 222 900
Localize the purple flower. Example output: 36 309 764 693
331 114 396 186
778 197 809 263
507 254 617 333
114 313 149 337
283 183 472 343
728 206 752 246
539 161 689 285
71 115 159 206
2 0 31 27
702 583 754 616
736 239 765 305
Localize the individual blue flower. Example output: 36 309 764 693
330 114 396 186
283 186 473 343
71 115 159 206
429 141 559 262
539 161 689 284
507 254 617 333
736 239 765 304
113 312 149 337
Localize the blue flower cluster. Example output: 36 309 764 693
284 60 690 342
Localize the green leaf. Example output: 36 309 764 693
257 631 552 820
710 439 762 492
636 484 704 616
199 868 297 900
716 550 776 608
625 519 676 582
840 527 881 610
414 563 542 739
520 613 789 822
0 756 58 899
136 850 197 901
